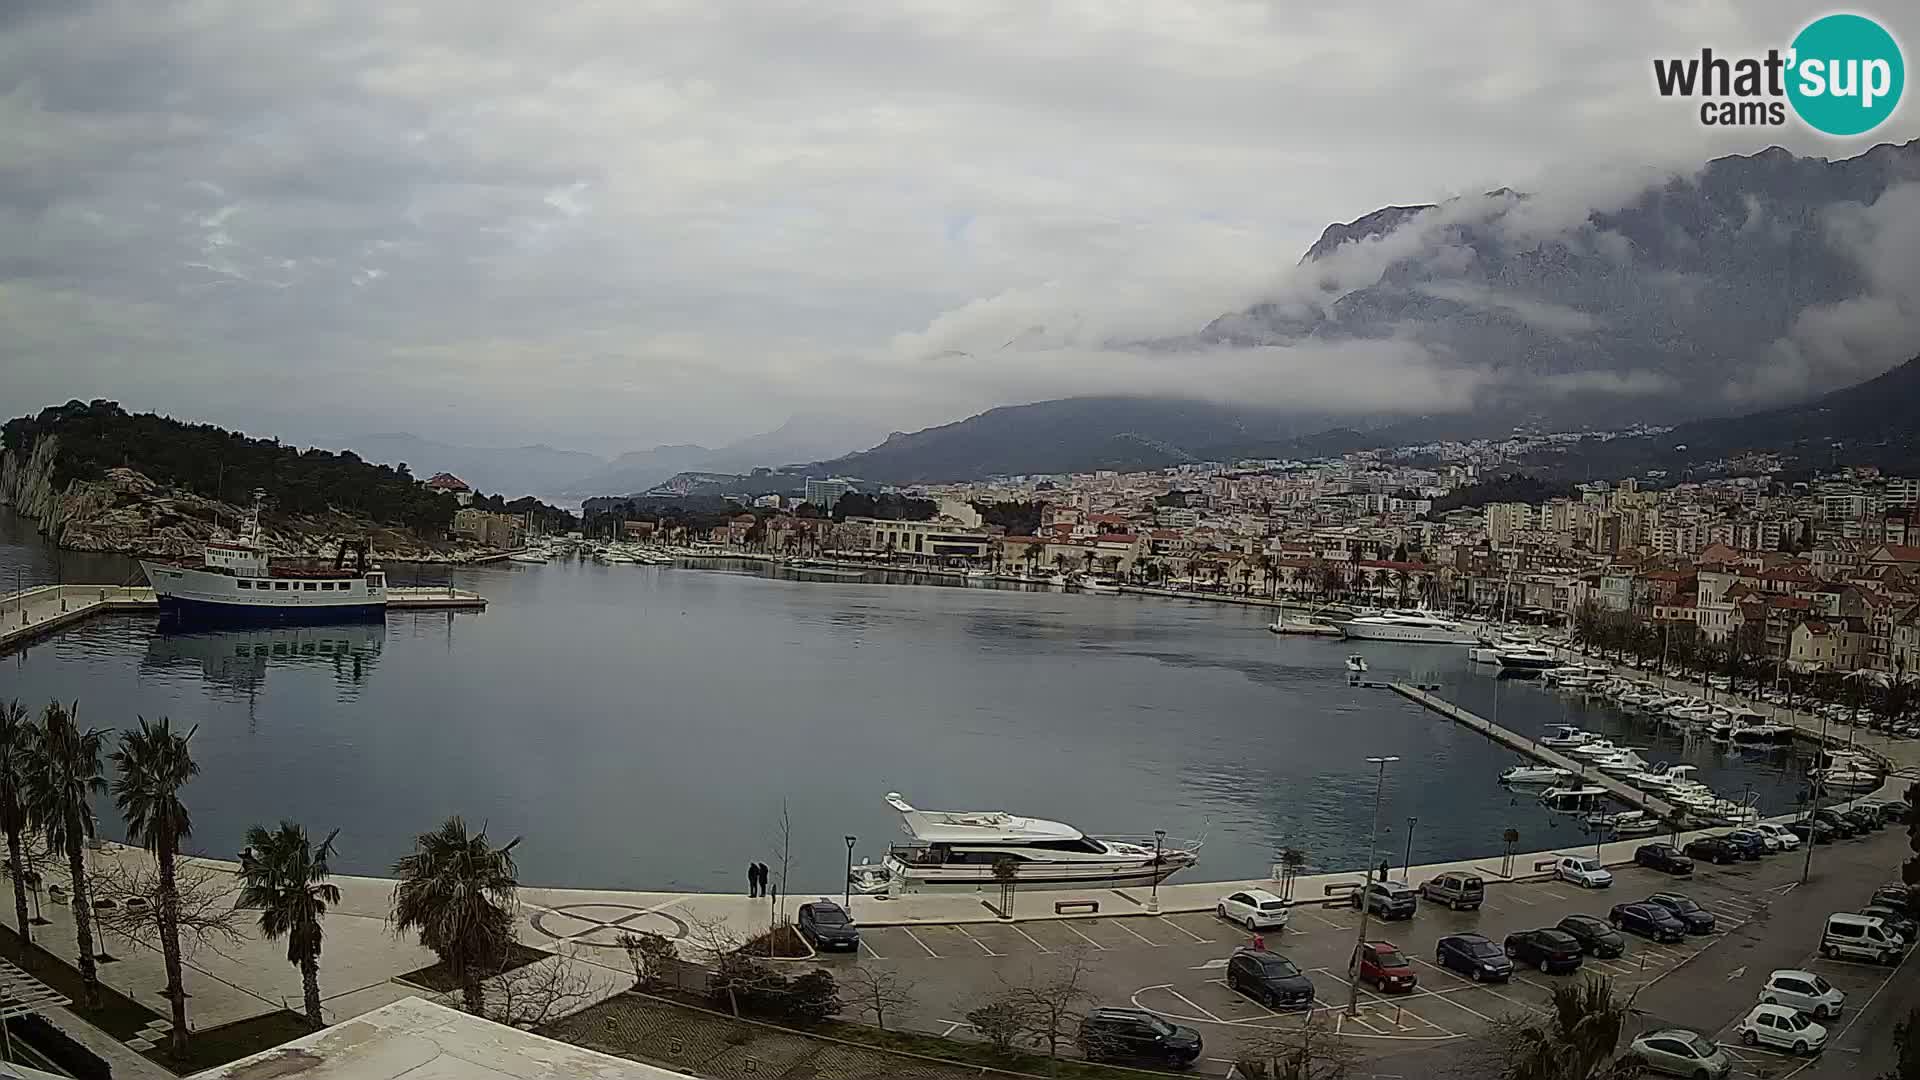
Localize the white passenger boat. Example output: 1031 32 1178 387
139 495 387 622
1340 610 1481 645
1501 764 1574 785
879 793 1197 894
1345 654 1369 673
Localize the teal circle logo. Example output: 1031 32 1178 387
1787 14 1904 136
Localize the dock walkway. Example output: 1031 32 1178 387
1390 682 1680 820
0 583 486 654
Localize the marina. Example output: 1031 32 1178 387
0 511 1824 894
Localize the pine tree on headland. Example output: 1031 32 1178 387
238 822 341 1029
22 701 107 1010
110 717 200 1057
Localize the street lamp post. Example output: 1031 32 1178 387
1348 755 1399 1018
1150 830 1166 913
843 836 857 913
1402 818 1417 880
1802 709 1830 886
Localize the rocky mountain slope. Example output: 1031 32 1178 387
824 140 1920 483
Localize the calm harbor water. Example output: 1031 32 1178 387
1 509 1812 894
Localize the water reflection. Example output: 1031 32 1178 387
142 622 385 701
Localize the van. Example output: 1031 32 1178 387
1821 913 1905 964
1420 872 1485 911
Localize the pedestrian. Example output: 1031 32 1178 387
747 862 760 898
756 862 770 898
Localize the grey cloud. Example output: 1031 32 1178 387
2 0 1918 451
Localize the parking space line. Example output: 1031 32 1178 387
1109 920 1164 947
901 927 941 958
1061 922 1109 951
954 924 1002 956
1008 924 1053 955
1302 910 1351 930
1415 985 1492 1024
1342 1012 1386 1035
1408 958 1538 1015
1164 988 1224 1023
1163 918 1212 944
858 938 886 961
1540 890 1573 901
1500 891 1536 905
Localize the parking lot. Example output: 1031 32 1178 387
821 836 1879 1073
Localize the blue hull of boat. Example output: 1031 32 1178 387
157 596 386 625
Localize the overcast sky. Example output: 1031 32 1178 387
3 1 1916 456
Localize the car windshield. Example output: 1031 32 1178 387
1576 859 1601 871
1664 897 1700 912
811 908 848 926
1144 1016 1176 1036
1259 955 1301 976
1782 1012 1812 1031
1373 949 1406 967
1467 940 1502 957
1812 975 1833 992
1684 1033 1717 1056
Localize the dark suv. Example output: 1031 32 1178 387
1634 843 1694 876
1077 1008 1203 1066
1610 902 1686 943
1505 929 1584 974
1683 837 1738 865
1715 832 1763 861
795 900 860 951
1812 809 1857 839
1555 913 1625 958
1644 893 1716 934
1435 933 1513 982
1225 947 1316 1009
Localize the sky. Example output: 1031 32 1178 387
3 1 1918 457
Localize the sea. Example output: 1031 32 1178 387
0 508 1814 894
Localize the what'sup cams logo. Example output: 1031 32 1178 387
1654 13 1904 135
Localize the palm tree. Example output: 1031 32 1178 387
1499 977 1640 1080
23 701 107 1009
0 701 34 945
390 816 521 1015
1277 847 1308 901
1052 552 1073 576
238 822 341 1029
110 716 199 1056
1080 550 1096 575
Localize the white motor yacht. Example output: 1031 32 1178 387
1340 610 1481 645
1567 739 1623 759
1540 786 1611 812
1731 722 1795 747
1813 767 1883 794
1500 764 1573 785
1495 644 1560 671
1594 750 1651 778
879 793 1197 894
1345 654 1369 673
1082 579 1122 594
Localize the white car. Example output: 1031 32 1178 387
1760 969 1845 1019
1750 823 1801 851
1217 888 1291 931
1737 1003 1827 1055
1555 856 1614 889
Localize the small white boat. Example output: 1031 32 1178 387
964 568 992 580
848 859 892 896
1567 739 1623 759
1814 768 1882 794
1048 573 1073 588
1501 764 1573 785
1345 654 1369 673
1540 725 1598 749
1082 579 1122 594
1467 645 1503 665
1496 645 1560 671
508 549 549 564
1541 786 1611 812
1586 810 1661 836
1594 750 1651 778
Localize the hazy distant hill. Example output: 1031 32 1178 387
337 434 604 500
559 412 892 497
820 140 1920 483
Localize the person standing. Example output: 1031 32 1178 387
747 862 760 898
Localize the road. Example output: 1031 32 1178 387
820 826 1910 1076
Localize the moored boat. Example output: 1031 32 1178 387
879 793 1198 894
139 495 387 623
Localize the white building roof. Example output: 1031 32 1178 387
189 997 682 1080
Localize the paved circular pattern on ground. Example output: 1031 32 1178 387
529 903 689 948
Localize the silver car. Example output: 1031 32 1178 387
1629 1028 1732 1079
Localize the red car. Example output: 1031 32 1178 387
1353 940 1417 993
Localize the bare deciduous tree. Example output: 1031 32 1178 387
840 966 916 1031
1006 946 1097 1059
685 913 780 1017
616 929 679 991
1234 1013 1361 1079
91 856 245 961
481 948 608 1030
963 991 1022 1054
768 798 794 926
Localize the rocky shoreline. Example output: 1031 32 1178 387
1 439 507 564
